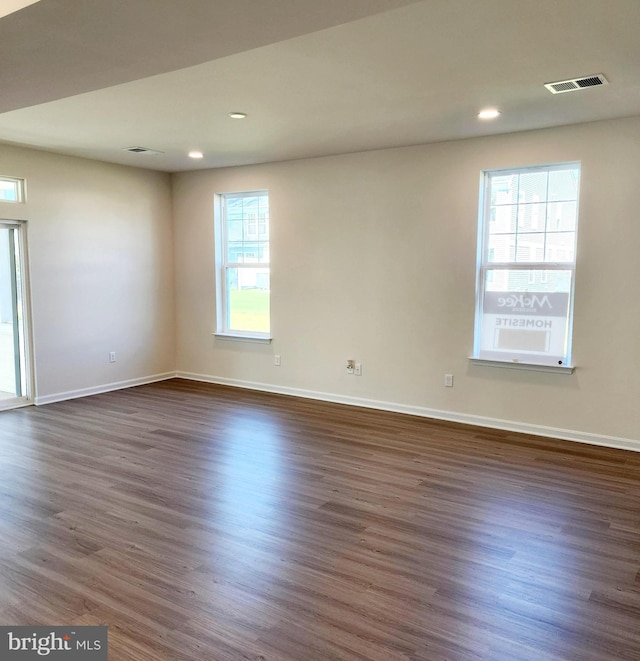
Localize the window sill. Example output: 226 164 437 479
213 332 272 344
469 358 574 374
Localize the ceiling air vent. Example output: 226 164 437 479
544 74 608 94
123 146 164 155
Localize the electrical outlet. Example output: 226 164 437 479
346 359 355 374
274 354 281 366
355 363 362 376
109 351 116 363
444 373 453 387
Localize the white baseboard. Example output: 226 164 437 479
0 396 32 412
176 371 640 454
34 372 176 406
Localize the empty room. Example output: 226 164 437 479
1 0 640 659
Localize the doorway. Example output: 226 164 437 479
0 221 32 409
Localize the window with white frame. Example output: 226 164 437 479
0 176 24 203
215 191 270 337
474 163 580 367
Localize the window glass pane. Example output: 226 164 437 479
545 232 575 262
226 199 244 219
487 234 515 262
0 177 23 203
227 218 243 240
240 249 259 263
484 268 572 294
489 205 517 234
546 201 577 232
256 242 270 264
479 268 573 365
517 203 546 232
242 196 259 211
548 168 579 201
518 171 548 203
0 181 17 202
228 242 247 260
490 174 518 206
515 233 545 262
226 267 270 333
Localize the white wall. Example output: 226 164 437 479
2 119 636 445
172 116 640 445
0 144 175 401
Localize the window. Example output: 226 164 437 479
215 191 270 337
474 163 580 367
0 176 24 203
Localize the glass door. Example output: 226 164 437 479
0 222 31 408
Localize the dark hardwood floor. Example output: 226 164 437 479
1 379 640 660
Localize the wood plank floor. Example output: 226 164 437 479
1 379 640 660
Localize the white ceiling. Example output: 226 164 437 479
1 0 639 172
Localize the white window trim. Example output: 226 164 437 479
214 190 271 340
468 358 574 374
212 332 272 344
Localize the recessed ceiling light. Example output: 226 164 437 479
188 150 204 159
478 108 501 120
228 112 247 119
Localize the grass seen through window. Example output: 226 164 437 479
228 288 270 333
